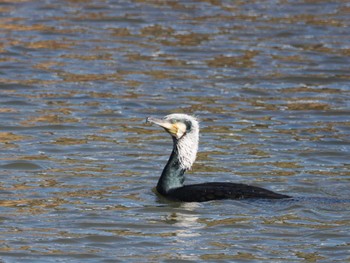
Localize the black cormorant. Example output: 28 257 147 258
147 113 290 202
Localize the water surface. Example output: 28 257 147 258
0 0 349 262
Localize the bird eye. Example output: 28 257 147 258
184 121 191 131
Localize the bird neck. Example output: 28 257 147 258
156 145 186 195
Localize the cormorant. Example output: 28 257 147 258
147 113 290 202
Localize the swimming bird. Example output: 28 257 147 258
147 113 290 202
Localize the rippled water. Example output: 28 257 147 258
1 0 349 262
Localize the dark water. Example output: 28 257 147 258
1 0 349 262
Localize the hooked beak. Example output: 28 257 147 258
146 117 173 130
146 117 186 139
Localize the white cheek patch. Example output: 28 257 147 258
175 122 187 139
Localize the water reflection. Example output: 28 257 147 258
164 202 203 237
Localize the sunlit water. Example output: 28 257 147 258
0 0 349 262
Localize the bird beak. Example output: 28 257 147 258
146 117 186 139
146 117 173 130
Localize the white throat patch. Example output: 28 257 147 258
175 119 199 170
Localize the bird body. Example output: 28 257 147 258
166 183 289 202
147 113 290 202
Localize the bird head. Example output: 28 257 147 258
147 113 199 170
146 113 198 140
